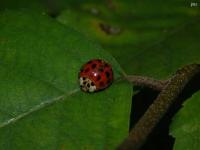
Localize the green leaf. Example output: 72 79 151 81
0 0 44 11
170 92 200 150
0 10 132 149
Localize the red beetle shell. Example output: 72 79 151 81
79 59 113 92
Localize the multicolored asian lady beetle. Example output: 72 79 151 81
79 59 113 92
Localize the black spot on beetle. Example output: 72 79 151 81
91 82 95 86
97 75 101 81
104 63 109 67
83 81 87 85
105 71 110 78
83 77 86 80
92 63 97 69
98 67 104 72
87 83 90 88
84 68 90 73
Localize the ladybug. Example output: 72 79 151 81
79 59 113 92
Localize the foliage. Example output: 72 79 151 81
0 10 132 149
170 92 200 150
0 0 200 149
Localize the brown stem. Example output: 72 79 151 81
118 64 200 150
125 75 168 91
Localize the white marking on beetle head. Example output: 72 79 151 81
79 77 96 92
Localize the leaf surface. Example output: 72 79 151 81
170 92 200 150
0 10 132 149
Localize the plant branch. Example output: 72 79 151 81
125 75 168 91
117 64 200 150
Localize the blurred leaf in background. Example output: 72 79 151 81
57 0 200 78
